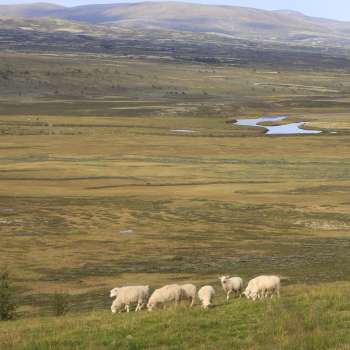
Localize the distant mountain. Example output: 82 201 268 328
1 2 350 47
0 2 63 17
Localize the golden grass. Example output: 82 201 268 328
0 53 350 317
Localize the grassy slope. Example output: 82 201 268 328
1 283 350 350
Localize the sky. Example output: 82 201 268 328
1 0 350 22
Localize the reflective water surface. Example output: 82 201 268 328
235 116 321 135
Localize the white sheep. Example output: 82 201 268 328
147 284 182 311
243 275 280 301
198 285 215 309
180 284 197 307
219 276 243 301
111 285 150 313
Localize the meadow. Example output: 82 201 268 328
0 51 350 348
1 283 350 349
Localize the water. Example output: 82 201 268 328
235 116 321 135
171 129 197 133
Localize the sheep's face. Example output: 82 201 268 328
219 276 230 284
111 305 117 314
110 288 119 298
242 290 251 299
250 292 259 301
202 302 211 309
147 303 154 311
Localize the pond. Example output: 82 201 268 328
234 116 322 135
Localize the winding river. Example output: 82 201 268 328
235 116 321 135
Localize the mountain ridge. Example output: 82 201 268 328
1 2 350 49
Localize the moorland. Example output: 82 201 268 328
0 2 350 349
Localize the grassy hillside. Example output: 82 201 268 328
1 283 350 350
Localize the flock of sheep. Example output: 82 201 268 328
110 275 281 313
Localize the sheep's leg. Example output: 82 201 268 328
226 291 231 301
135 300 144 312
126 304 130 313
190 297 195 308
137 302 145 311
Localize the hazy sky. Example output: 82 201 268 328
1 0 350 22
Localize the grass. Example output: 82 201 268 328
0 48 349 349
1 283 350 350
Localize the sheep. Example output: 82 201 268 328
219 276 243 301
180 284 197 307
147 284 182 311
243 275 280 301
111 285 150 313
198 285 215 309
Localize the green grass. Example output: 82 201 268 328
1 283 350 350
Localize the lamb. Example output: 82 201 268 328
147 284 182 311
198 285 215 309
219 276 243 301
243 275 280 301
180 284 197 307
111 285 150 313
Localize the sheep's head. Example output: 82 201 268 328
111 302 118 314
110 287 119 298
242 290 251 299
147 302 154 312
202 301 211 309
219 276 230 283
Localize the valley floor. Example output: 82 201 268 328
0 52 350 349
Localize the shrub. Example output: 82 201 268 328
52 292 70 317
0 269 17 320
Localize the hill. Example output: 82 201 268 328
1 2 350 47
0 2 63 17
1 283 350 349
